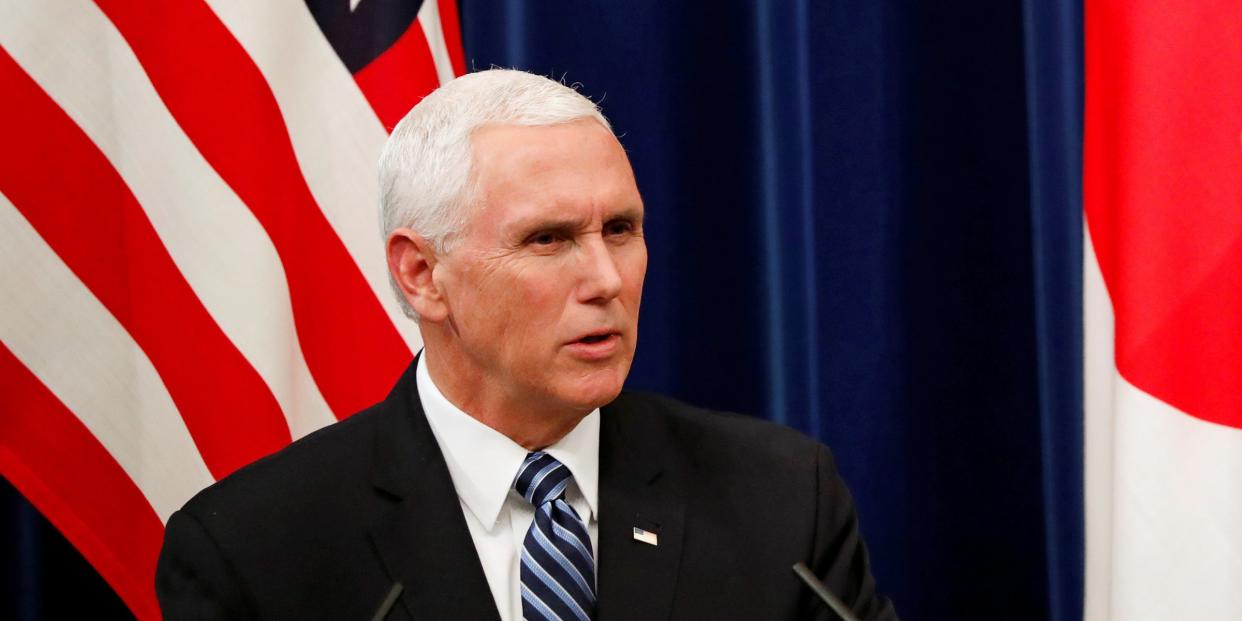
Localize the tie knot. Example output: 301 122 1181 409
513 451 573 506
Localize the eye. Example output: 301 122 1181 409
526 231 562 247
604 219 634 236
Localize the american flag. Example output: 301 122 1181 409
0 1 462 618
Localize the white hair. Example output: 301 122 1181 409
377 69 613 320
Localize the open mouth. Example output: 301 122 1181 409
568 331 620 359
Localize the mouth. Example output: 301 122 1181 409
572 328 620 344
566 329 622 360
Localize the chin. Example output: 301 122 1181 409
559 384 622 412
558 368 627 411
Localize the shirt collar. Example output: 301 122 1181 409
416 353 600 528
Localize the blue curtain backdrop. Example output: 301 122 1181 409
1023 1 1084 620
3 1 1084 619
458 0 1085 619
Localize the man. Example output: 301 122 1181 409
156 69 897 621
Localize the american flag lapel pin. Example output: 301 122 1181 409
632 526 659 546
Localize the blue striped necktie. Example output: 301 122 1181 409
513 451 596 621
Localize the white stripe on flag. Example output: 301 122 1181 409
1084 233 1242 621
0 192 213 522
0 0 337 440
418 0 458 85
204 0 425 354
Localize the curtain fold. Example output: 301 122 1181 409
1022 1 1085 620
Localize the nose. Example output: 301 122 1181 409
576 236 624 304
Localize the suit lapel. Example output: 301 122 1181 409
597 395 685 621
362 365 686 621
366 363 501 621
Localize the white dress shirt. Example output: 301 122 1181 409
416 355 600 621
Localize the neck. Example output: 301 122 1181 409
420 342 587 451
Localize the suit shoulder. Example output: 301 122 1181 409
178 402 384 520
610 390 822 458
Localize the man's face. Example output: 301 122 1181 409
431 119 647 415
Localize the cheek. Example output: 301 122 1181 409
450 264 523 339
481 265 565 343
521 280 571 334
621 246 649 303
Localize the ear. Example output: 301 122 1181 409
386 228 449 323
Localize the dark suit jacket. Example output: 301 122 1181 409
156 362 897 620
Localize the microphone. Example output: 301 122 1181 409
792 562 862 621
370 582 404 621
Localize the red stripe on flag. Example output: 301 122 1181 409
355 17 442 132
93 0 413 417
0 50 291 478
1084 1 1242 429
436 0 468 76
0 342 165 621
